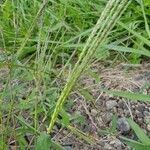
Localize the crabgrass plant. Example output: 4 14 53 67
47 0 132 133
1 0 150 149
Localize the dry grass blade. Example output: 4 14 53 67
67 125 94 144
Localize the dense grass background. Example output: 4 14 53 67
0 0 150 149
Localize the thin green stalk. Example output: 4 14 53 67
16 0 48 59
118 21 150 47
140 0 150 38
47 0 132 134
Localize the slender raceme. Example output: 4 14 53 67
47 0 132 134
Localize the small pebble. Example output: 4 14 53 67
63 146 73 150
106 100 117 110
118 100 124 108
137 104 145 112
117 117 130 133
144 111 150 117
91 109 98 116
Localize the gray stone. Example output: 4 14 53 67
118 101 124 108
144 111 150 117
117 117 130 133
106 100 117 110
137 104 145 112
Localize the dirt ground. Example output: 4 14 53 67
54 61 150 150
1 60 150 150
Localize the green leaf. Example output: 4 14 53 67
51 141 65 150
60 109 70 127
17 135 28 150
87 69 101 83
118 21 150 47
100 88 150 102
110 115 117 134
17 46 36 60
140 0 150 38
105 44 150 57
71 111 85 125
15 116 63 149
127 119 150 145
35 132 51 150
79 89 94 101
0 140 7 150
15 115 39 133
121 136 150 150
144 0 150 5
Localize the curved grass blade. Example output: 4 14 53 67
127 118 150 145
120 136 150 150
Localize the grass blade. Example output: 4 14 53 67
118 21 150 47
127 118 150 145
140 0 150 38
16 1 48 59
35 132 51 150
105 44 150 57
68 125 94 144
100 88 150 102
120 136 150 150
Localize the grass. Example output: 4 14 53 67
0 0 150 149
47 0 131 134
121 118 150 150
